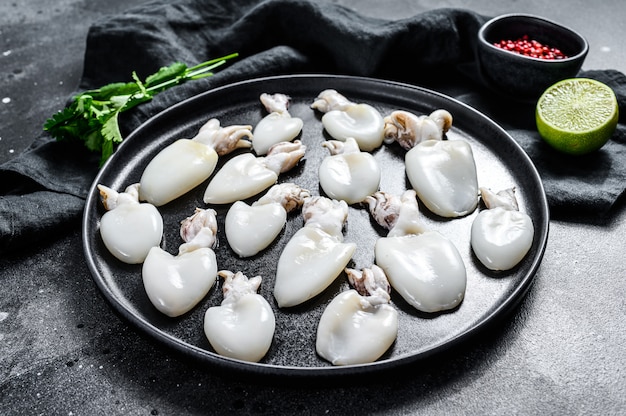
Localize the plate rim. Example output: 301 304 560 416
82 74 550 378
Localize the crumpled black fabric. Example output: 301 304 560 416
1 0 625 254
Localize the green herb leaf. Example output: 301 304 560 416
83 129 104 153
145 62 188 89
43 53 238 166
43 106 78 138
101 113 123 144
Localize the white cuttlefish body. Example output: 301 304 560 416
366 190 467 313
204 270 276 363
384 109 478 218
142 208 219 317
316 265 398 365
225 183 311 257
98 183 163 264
318 137 381 204
273 196 356 308
311 89 385 151
139 118 253 206
252 93 303 155
203 140 306 204
471 187 534 271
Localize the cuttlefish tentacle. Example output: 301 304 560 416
99 183 133 211
194 119 254 156
480 187 519 211
345 264 392 303
321 139 347 155
142 208 219 317
301 195 349 238
97 183 163 264
254 182 311 213
383 109 453 149
179 207 218 254
260 92 291 115
430 109 454 135
218 270 263 303
263 140 307 174
364 191 402 231
311 89 353 112
204 270 276 363
365 190 428 237
387 190 430 237
316 264 398 366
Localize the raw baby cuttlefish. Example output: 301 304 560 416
311 89 385 151
139 118 253 206
252 93 303 155
471 187 534 271
225 182 311 257
97 183 163 264
366 190 467 313
384 109 479 218
142 208 219 317
318 137 381 204
204 270 276 363
203 140 306 204
316 264 398 365
273 196 356 308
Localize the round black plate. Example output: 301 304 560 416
83 75 549 377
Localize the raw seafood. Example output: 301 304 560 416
204 270 276 363
318 137 381 204
252 93 303 155
97 183 163 264
383 109 453 149
471 187 534 271
384 109 478 218
311 89 385 151
366 190 467 313
139 118 253 206
203 140 306 204
225 183 311 257
316 265 398 365
142 208 218 317
273 196 356 308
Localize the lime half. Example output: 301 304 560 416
536 78 619 155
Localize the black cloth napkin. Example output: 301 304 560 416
1 0 625 254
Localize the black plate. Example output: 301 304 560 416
83 75 549 377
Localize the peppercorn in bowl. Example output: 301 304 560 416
477 13 588 100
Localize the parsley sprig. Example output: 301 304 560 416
44 53 238 165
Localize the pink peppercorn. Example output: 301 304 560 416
493 35 568 59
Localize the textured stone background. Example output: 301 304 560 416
1 1 625 415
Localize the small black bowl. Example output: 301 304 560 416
477 14 588 100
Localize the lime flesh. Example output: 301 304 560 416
536 78 619 155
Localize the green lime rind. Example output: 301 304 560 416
536 78 619 155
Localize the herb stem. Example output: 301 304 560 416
146 53 239 92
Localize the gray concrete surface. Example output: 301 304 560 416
1 1 625 415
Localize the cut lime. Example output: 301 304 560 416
536 78 619 155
